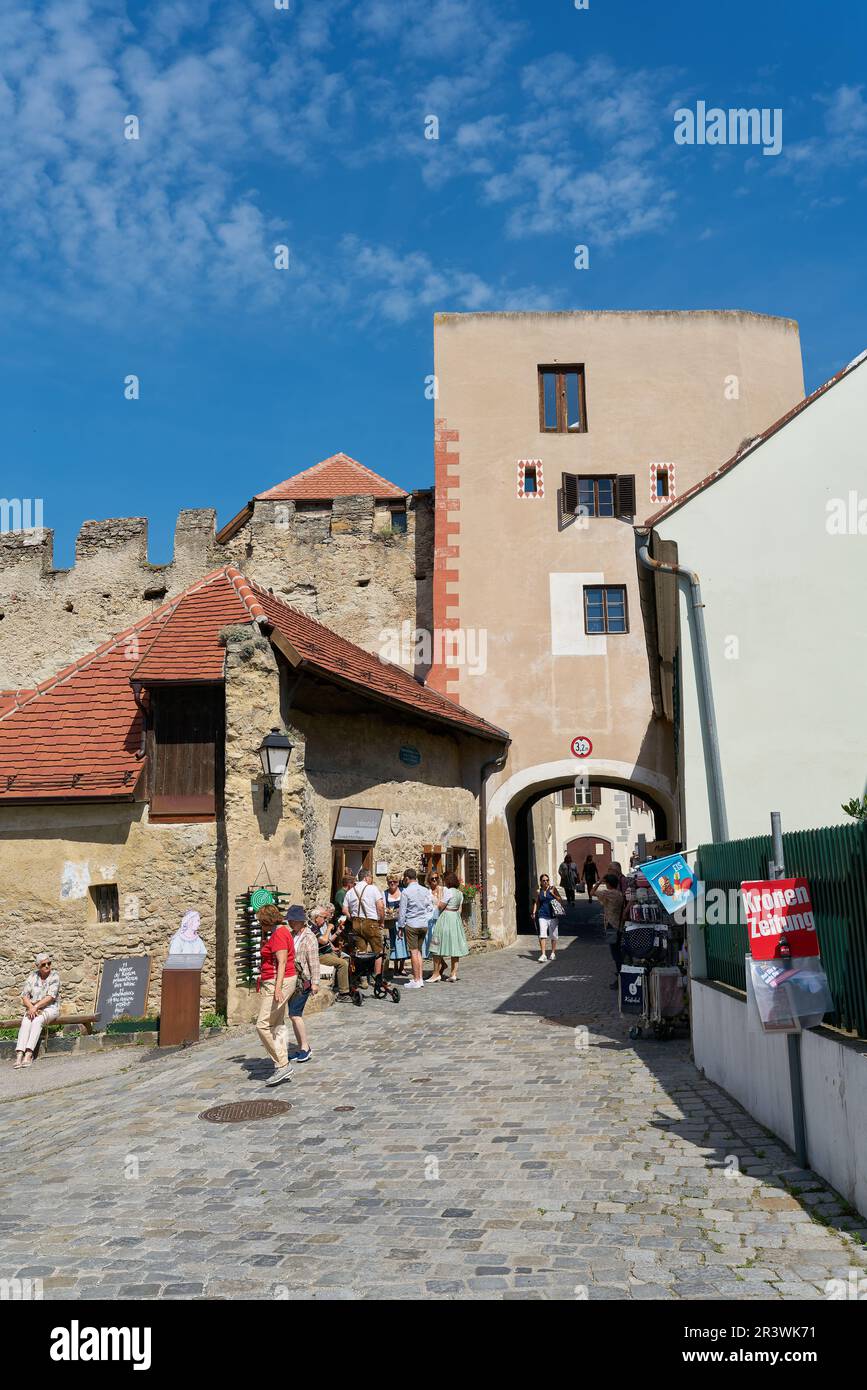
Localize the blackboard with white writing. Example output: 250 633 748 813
94 956 152 1029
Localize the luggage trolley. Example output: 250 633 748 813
618 895 686 1040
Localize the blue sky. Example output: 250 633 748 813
1 0 865 565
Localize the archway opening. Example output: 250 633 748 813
513 779 669 934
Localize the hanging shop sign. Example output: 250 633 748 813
740 878 820 960
332 806 383 844
641 852 696 913
570 736 593 758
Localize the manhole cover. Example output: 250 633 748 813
334 1105 355 1113
199 1099 291 1123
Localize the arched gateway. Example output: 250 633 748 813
485 760 676 939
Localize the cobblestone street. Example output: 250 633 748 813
2 906 865 1301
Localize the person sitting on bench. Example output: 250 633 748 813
14 952 60 1068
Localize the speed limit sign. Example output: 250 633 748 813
570 736 593 758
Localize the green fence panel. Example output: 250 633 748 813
696 822 867 1038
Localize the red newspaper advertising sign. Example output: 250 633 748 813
740 878 820 960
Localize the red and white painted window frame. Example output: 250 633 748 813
649 461 676 504
517 459 544 500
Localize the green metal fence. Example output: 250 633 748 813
695 821 867 1038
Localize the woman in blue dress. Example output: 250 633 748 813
384 875 408 976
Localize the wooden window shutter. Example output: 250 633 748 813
616 474 636 521
590 785 602 808
562 473 579 516
151 685 223 816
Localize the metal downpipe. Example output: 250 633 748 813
637 540 729 844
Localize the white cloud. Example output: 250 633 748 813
778 85 867 178
336 235 556 323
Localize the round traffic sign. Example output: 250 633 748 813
570 736 593 758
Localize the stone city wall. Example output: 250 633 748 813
0 493 434 690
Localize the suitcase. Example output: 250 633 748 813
649 966 685 1021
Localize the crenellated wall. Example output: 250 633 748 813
0 493 435 690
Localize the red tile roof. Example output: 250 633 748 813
250 583 508 743
643 349 867 528
0 568 506 802
257 453 407 502
129 570 263 683
216 454 407 541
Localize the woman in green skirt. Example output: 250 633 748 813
429 871 468 982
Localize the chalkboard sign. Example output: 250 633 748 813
95 956 152 1030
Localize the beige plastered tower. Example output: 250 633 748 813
431 310 805 940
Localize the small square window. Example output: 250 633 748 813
649 463 675 504
91 884 119 922
518 459 544 498
583 585 629 635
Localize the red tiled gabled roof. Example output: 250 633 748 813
642 349 867 528
0 570 237 801
129 568 264 683
0 567 507 802
257 453 407 502
248 581 508 743
216 454 408 542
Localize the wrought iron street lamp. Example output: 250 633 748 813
258 728 293 808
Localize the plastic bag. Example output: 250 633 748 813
748 955 832 1032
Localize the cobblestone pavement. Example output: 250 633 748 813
2 905 865 1301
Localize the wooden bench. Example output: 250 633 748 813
0 1014 100 1035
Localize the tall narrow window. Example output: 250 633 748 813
583 585 629 635
655 467 669 498
538 365 587 433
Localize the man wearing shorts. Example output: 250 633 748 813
398 868 433 989
344 872 386 985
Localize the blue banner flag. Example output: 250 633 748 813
641 853 697 913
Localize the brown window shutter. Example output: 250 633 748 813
616 474 636 521
590 785 602 807
562 473 579 517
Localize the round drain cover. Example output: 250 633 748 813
334 1105 355 1113
199 1099 291 1123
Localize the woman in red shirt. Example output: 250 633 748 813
256 904 296 1087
